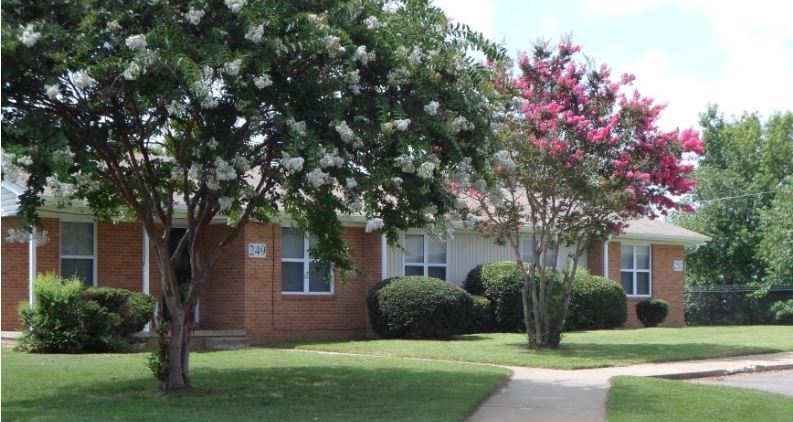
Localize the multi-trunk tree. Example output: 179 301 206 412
458 39 702 348
2 0 502 391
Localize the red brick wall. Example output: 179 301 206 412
97 222 143 291
198 224 245 329
241 223 381 343
588 240 685 328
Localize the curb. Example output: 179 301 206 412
652 363 793 380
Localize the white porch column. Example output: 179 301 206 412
28 234 37 306
380 234 388 280
142 228 151 332
603 240 610 279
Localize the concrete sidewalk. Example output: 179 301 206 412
467 352 793 422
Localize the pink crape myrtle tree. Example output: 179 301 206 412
456 38 704 348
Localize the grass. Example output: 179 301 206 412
1 348 509 421
607 376 793 421
282 326 793 369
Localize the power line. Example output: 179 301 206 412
698 191 776 203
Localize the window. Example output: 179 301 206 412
620 244 651 296
404 234 447 280
61 221 96 286
520 238 558 268
281 227 332 294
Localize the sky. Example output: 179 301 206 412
435 0 793 131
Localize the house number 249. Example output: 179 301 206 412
248 243 267 258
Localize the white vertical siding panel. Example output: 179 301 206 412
447 232 517 285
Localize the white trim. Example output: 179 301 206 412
403 233 449 280
280 227 334 295
603 240 610 278
28 233 37 306
59 219 97 286
619 242 652 298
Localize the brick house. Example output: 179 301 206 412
1 180 710 342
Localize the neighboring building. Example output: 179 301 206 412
1 180 710 342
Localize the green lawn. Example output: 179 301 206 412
1 349 509 421
608 376 793 421
283 326 793 369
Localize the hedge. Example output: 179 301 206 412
636 299 669 327
565 271 627 331
368 276 473 338
18 273 156 353
463 261 524 331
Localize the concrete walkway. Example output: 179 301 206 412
467 352 793 422
690 369 793 397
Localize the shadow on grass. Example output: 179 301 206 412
2 364 504 422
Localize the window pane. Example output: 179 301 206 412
636 246 651 269
404 265 424 276
61 222 93 256
308 262 332 292
621 271 634 295
404 235 424 263
61 258 93 285
281 262 304 292
636 272 650 295
520 239 534 263
544 251 556 268
620 245 634 269
427 238 446 264
427 266 446 280
281 228 305 259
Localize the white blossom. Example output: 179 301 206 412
348 197 364 213
286 119 307 137
225 0 247 14
17 155 34 166
307 13 328 29
323 35 345 57
390 177 403 186
306 168 330 187
253 74 273 88
335 121 355 143
393 154 415 173
365 218 384 233
107 20 122 31
45 84 60 100
492 150 516 172
218 197 233 211
346 70 361 95
18 24 41 47
424 101 439 116
184 8 205 25
407 46 423 65
6 228 49 246
345 177 358 189
224 59 242 76
231 153 250 172
207 138 219 150
122 61 142 80
417 161 436 179
319 149 344 169
213 157 237 181
363 16 381 30
386 67 411 86
280 153 305 172
394 118 411 132
452 115 475 132
51 149 75 168
383 1 401 13
72 70 96 90
245 25 264 43
381 122 395 135
46 176 74 207
166 100 187 116
125 34 147 51
353 45 376 66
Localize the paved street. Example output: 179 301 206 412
690 369 793 397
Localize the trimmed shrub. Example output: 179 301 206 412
565 270 627 331
18 273 155 353
468 295 495 333
368 276 473 338
636 299 669 327
463 261 524 331
771 300 793 324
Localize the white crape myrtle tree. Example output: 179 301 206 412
2 0 503 392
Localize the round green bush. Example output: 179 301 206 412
463 261 524 332
368 276 474 338
636 299 669 327
771 299 793 324
565 271 627 331
467 295 495 333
